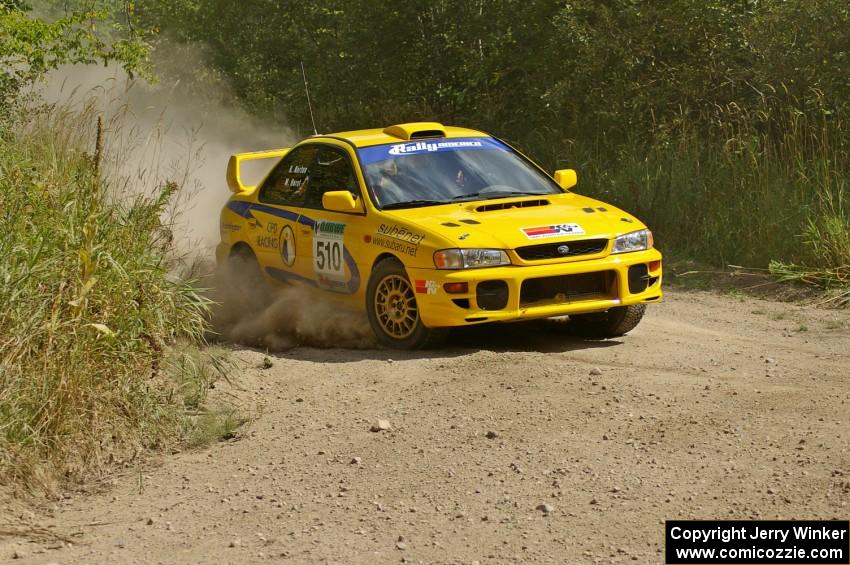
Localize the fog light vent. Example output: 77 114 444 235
628 264 650 294
476 280 509 310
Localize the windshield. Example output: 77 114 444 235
357 137 563 209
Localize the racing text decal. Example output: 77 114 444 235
256 221 280 249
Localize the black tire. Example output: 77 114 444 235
366 258 448 349
568 304 646 338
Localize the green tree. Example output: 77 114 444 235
0 1 149 122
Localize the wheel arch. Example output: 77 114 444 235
364 253 447 349
229 241 257 259
371 252 403 271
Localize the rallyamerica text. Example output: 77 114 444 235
670 525 847 544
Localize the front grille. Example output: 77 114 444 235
515 238 608 261
520 271 615 306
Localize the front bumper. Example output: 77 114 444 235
407 248 663 328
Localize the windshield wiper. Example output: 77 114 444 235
451 190 544 202
381 199 449 210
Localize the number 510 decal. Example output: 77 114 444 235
316 239 343 272
313 220 347 281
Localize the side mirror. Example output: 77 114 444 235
553 169 578 190
322 190 364 213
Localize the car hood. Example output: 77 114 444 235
382 192 645 249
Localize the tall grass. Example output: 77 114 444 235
0 103 220 488
570 95 850 284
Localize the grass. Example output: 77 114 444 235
185 407 248 447
0 101 239 490
547 97 850 291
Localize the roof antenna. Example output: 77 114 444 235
300 61 318 135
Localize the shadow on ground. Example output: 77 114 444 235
257 319 621 364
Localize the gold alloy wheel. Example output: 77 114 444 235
374 274 419 339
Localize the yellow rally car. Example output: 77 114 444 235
217 122 662 349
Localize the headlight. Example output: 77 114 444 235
611 229 653 254
433 248 511 269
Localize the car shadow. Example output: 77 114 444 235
264 319 621 364
451 319 621 352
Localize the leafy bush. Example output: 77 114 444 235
1 2 148 126
585 100 850 272
0 104 215 488
134 0 850 282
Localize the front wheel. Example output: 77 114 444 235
366 258 448 349
568 304 646 338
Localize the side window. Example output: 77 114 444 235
259 145 318 206
301 146 360 210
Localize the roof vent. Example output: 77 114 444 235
409 129 445 139
383 122 447 141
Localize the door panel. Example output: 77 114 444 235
246 206 304 285
297 211 366 296
296 144 367 296
252 145 318 286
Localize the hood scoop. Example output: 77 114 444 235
475 198 550 212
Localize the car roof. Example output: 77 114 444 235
311 122 491 149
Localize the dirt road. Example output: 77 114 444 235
3 288 849 564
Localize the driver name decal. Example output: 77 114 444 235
521 223 586 239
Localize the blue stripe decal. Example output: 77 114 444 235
225 200 253 218
343 249 361 294
226 201 309 224
229 201 360 294
266 267 317 287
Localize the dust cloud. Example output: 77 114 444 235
41 62 294 251
39 59 375 350
209 255 375 350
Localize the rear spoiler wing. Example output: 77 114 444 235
226 148 289 193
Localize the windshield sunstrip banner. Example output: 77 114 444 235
357 137 508 165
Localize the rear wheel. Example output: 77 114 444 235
366 258 448 349
568 304 646 338
225 245 272 312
